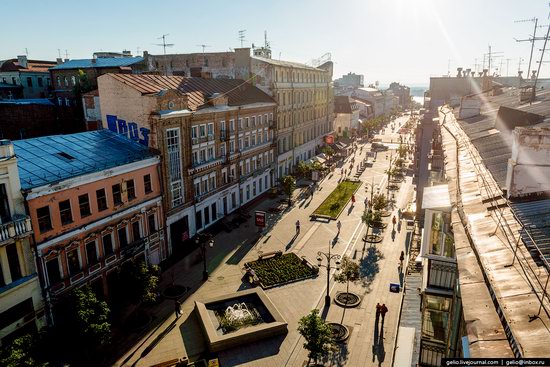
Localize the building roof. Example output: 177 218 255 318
50 57 143 70
107 74 275 111
0 59 57 73
13 130 156 190
251 56 322 71
0 98 53 106
457 88 550 188
422 184 451 210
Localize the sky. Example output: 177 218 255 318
2 0 549 86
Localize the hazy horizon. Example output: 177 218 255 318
2 0 549 86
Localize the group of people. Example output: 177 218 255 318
376 303 389 324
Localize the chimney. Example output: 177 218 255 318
56 58 63 65
456 67 463 78
17 55 28 68
483 69 488 77
531 70 537 80
518 70 523 79
0 140 15 159
465 68 471 77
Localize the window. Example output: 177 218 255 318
148 214 156 233
144 174 152 193
251 134 256 146
65 98 70 107
220 143 226 157
230 119 235 132
207 123 214 136
78 194 91 217
195 210 202 229
64 77 68 87
192 151 199 165
230 140 235 153
200 149 206 162
211 203 217 222
204 206 210 225
6 243 22 281
96 189 108 211
209 175 216 190
112 184 122 205
56 76 61 86
86 241 98 266
118 227 128 248
0 184 11 223
37 77 43 87
37 206 52 233
166 129 183 207
66 249 81 276
132 221 141 242
27 77 32 87
191 126 199 139
59 199 73 225
12 77 16 85
238 118 242 129
126 179 136 201
199 125 206 137
46 258 61 285
252 116 256 126
71 76 76 86
57 97 62 106
103 233 114 257
207 147 214 160
194 181 200 195
245 117 249 128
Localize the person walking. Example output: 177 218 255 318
399 251 405 269
376 303 381 321
364 198 369 209
398 208 402 220
380 304 388 323
337 220 342 234
175 300 182 319
351 194 356 204
295 220 300 234
392 215 397 227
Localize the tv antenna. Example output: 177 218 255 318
514 18 547 78
238 30 247 48
197 44 211 53
65 49 69 59
24 48 29 56
136 47 141 56
155 34 174 56
484 45 503 75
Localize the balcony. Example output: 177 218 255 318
120 238 146 258
0 214 32 244
189 157 223 175
426 258 456 290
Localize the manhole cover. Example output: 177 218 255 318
328 322 350 342
335 292 361 308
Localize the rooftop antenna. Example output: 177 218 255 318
514 18 549 78
155 34 174 56
484 45 503 75
57 49 62 59
238 30 247 48
154 34 174 76
25 48 29 56
197 44 211 53
474 58 479 74
136 46 141 56
505 58 512 76
264 30 270 49
518 57 525 73
65 49 69 59
534 21 550 90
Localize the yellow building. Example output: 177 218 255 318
234 48 334 178
0 140 45 345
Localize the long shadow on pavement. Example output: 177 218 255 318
218 334 286 366
359 247 385 294
179 312 207 360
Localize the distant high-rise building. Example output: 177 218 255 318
334 72 364 89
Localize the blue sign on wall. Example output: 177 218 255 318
106 114 150 146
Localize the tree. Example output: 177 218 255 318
333 256 360 307
397 143 408 159
321 145 335 159
0 334 49 367
72 69 94 97
281 175 296 206
71 286 111 347
296 161 312 178
131 261 160 304
297 309 336 364
372 193 388 212
362 210 382 226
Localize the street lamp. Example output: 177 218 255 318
196 234 214 280
317 241 341 306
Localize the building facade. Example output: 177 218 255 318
97 74 276 256
388 82 411 108
334 72 364 89
343 87 398 118
233 48 334 178
333 96 360 137
0 56 55 99
0 140 44 345
13 130 164 319
138 51 236 79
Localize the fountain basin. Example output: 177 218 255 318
195 288 288 352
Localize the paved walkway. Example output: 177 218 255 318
115 116 416 367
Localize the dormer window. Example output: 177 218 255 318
168 100 175 110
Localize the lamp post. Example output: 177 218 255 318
317 241 341 306
196 234 214 280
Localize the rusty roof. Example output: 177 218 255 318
0 59 57 73
107 74 275 111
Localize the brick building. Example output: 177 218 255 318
97 74 276 256
13 130 164 319
138 51 236 78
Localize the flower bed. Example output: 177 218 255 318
312 180 361 219
245 253 318 289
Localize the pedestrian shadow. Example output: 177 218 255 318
285 233 299 251
372 317 379 363
359 247 384 293
397 221 402 233
375 322 386 366
391 229 396 241
347 204 354 216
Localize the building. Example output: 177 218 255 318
138 51 236 78
334 72 364 89
97 74 276 256
0 98 84 140
13 130 164 319
0 56 56 99
81 90 101 131
387 82 411 108
49 56 144 106
232 48 334 178
333 96 360 137
0 140 44 345
350 97 374 121
342 87 398 118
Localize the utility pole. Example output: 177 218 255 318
534 22 550 90
514 18 540 78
